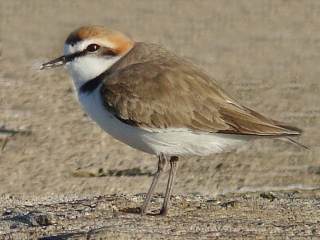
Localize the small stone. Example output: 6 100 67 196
30 213 52 226
112 205 119 212
2 209 12 216
260 192 276 201
220 200 237 209
10 224 18 229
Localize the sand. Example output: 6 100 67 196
0 0 320 238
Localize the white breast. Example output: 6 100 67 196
78 87 155 154
77 86 248 156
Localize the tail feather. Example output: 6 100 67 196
276 123 302 136
276 124 308 149
285 137 309 150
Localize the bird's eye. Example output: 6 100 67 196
86 44 100 52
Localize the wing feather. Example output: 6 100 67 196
101 43 301 136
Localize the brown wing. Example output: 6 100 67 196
101 47 301 136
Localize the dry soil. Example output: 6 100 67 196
0 1 320 239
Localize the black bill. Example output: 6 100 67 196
40 55 67 70
40 51 86 70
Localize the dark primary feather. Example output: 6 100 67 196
100 42 302 136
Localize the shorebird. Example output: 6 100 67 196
41 25 303 215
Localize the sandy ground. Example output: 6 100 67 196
1 0 320 238
1 190 320 239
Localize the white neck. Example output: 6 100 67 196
63 40 132 93
65 55 122 92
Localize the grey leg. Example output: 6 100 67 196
160 156 179 216
140 154 167 215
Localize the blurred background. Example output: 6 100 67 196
0 0 319 197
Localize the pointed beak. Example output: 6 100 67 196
40 55 67 70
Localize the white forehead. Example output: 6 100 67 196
64 39 115 55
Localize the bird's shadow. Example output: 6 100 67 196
72 167 153 178
103 167 153 177
119 207 160 216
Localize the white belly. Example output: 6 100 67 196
78 87 247 156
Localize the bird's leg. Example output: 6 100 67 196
160 156 179 216
140 153 167 215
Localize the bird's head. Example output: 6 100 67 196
41 25 134 87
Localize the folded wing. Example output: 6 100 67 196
101 46 301 137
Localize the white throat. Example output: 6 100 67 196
66 55 122 91
63 41 126 92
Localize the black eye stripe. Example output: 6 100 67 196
64 50 87 62
64 46 117 63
